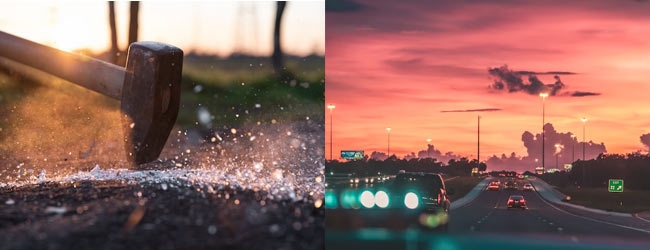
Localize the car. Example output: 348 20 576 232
507 195 526 209
488 181 500 191
325 171 452 231
504 181 517 190
523 184 534 191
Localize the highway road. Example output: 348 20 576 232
326 178 650 250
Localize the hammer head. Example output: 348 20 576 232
121 42 183 165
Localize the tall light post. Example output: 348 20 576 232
580 117 588 186
476 115 481 169
571 134 576 162
386 127 392 157
540 92 549 173
327 104 335 161
426 138 432 158
581 117 587 160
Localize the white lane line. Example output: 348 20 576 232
634 214 650 223
532 187 650 235
493 193 502 209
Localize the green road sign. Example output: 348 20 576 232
608 179 624 193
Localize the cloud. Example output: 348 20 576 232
521 123 607 164
416 144 463 165
384 58 486 78
488 65 563 95
516 71 577 75
570 91 601 97
326 0 365 12
641 133 650 150
488 65 600 97
441 108 502 113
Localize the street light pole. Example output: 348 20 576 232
426 138 432 158
581 117 587 160
327 104 335 161
476 115 481 169
386 127 392 157
540 93 549 173
571 134 576 163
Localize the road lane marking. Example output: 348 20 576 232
634 214 650 224
531 187 650 235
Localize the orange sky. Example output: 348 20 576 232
0 2 324 56
325 0 650 168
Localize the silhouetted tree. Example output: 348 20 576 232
272 1 286 77
128 1 140 46
108 1 118 64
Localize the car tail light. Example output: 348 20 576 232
508 199 513 203
520 199 525 203
437 193 441 205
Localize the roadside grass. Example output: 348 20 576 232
445 176 484 202
0 54 324 161
177 54 324 129
556 185 650 214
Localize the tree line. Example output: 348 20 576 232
325 156 487 177
105 1 288 78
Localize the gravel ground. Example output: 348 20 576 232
0 119 325 250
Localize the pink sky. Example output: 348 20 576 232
325 0 650 169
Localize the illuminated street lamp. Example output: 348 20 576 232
581 117 587 160
540 92 549 173
327 104 335 161
386 127 392 157
426 138 432 158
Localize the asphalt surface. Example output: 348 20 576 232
326 178 650 250
1 119 325 250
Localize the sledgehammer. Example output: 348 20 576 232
0 30 183 165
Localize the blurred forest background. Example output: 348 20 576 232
0 1 324 169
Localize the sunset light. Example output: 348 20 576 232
326 0 650 171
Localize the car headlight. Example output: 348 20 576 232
340 190 359 209
325 191 338 209
375 191 389 208
404 192 419 209
359 190 375 208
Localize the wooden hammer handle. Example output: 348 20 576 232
0 30 124 99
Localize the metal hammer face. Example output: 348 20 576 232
121 42 183 165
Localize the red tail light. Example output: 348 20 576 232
437 193 441 204
508 199 513 203
520 199 525 203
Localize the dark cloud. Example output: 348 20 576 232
488 65 563 95
326 0 365 12
488 65 599 97
570 91 601 97
516 71 577 75
641 133 650 150
441 108 502 113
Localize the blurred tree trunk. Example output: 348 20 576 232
108 1 118 64
128 1 140 46
272 1 286 77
